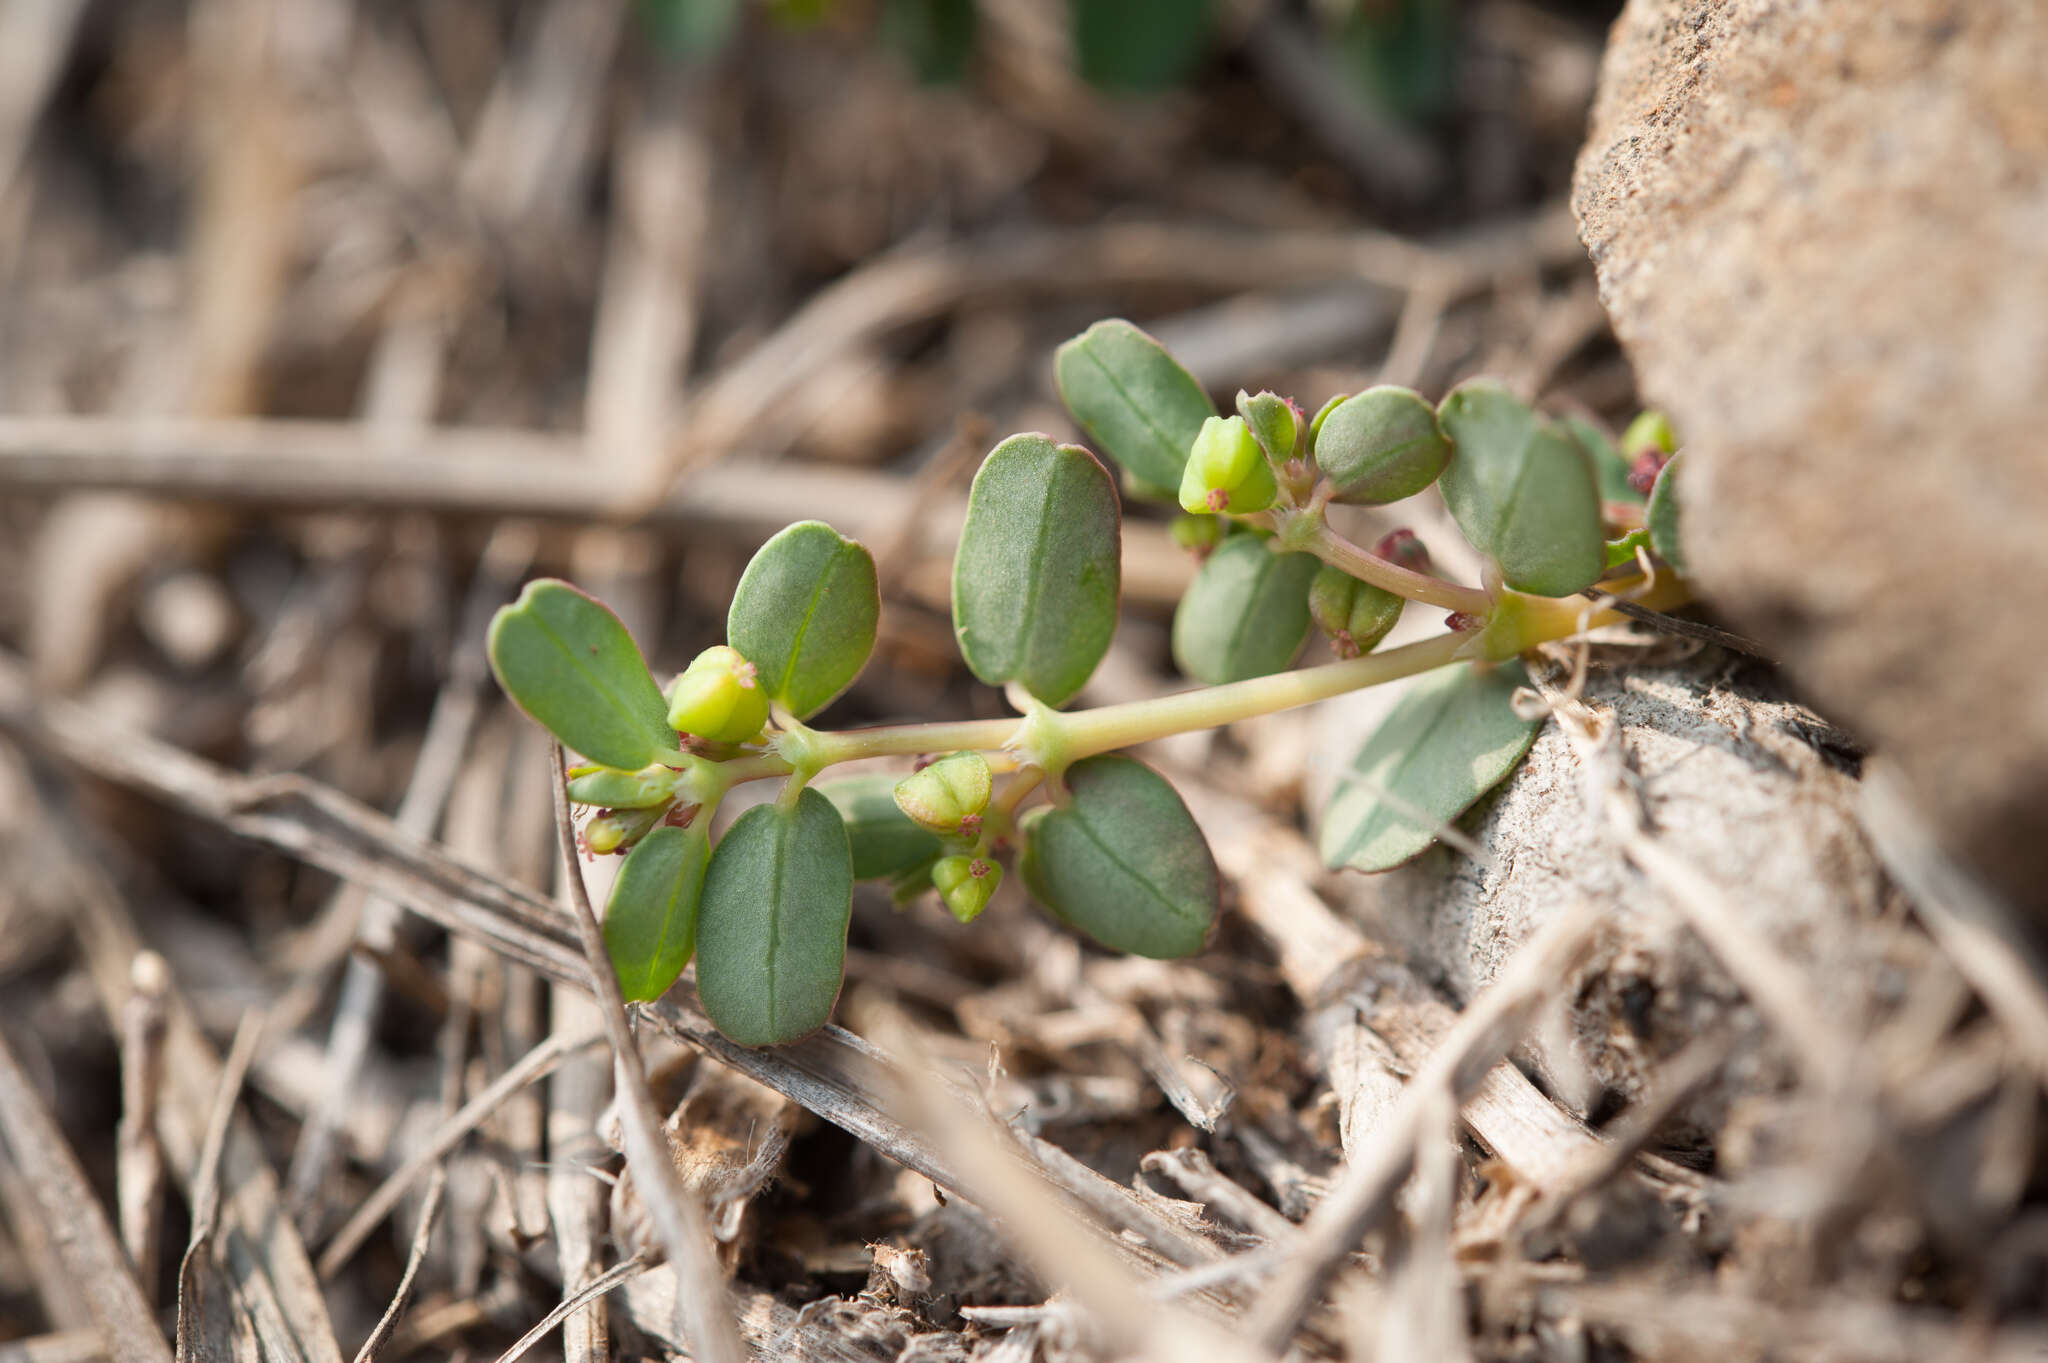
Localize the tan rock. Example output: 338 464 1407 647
1328 647 1885 1139
1571 0 2048 912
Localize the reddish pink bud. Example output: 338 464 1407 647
1205 487 1230 512
1627 451 1668 496
1329 630 1361 659
958 813 983 839
1445 612 1481 633
1373 528 1430 571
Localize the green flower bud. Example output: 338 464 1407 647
1235 390 1300 463
1169 513 1229 557
1622 409 1676 457
665 645 770 744
1307 564 1403 659
583 803 669 855
892 751 992 835
566 763 684 810
1178 416 1279 516
931 855 1001 924
1312 386 1451 505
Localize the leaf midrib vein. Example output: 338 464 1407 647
1217 548 1286 678
773 552 840 705
1342 680 1463 862
1018 466 1065 688
642 844 690 999
534 614 656 754
1069 803 1195 929
1083 348 1185 484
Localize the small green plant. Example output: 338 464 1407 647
488 318 1689 1046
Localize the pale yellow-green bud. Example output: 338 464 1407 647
1178 416 1278 516
583 804 666 855
665 645 770 744
1306 565 1403 659
893 751 992 835
931 855 1001 924
1622 409 1676 457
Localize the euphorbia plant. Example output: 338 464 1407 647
488 318 1690 1046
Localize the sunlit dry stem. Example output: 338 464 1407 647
547 745 746 1363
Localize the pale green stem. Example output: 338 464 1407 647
989 767 1044 819
706 716 1019 787
1046 630 1469 763
809 718 1021 766
1303 521 1493 616
707 752 790 785
687 573 1688 791
974 767 1044 853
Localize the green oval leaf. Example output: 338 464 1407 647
1436 383 1605 597
1311 386 1450 505
1645 451 1688 573
487 579 672 771
1563 416 1644 507
1319 660 1543 873
1171 534 1321 684
1020 755 1217 958
816 774 943 881
953 434 1121 707
695 788 853 1046
880 0 975 84
1070 0 1216 94
642 0 742 55
728 522 880 720
603 823 711 1003
1054 319 1215 494
1235 390 1299 462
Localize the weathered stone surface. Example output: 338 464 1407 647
1318 647 1889 1139
1571 0 2048 913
